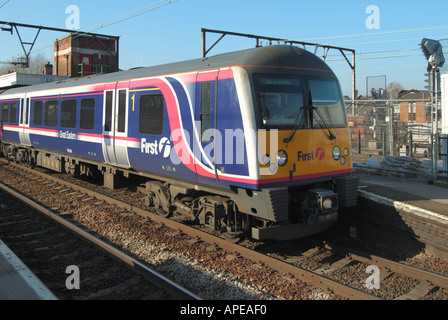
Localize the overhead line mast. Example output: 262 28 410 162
0 20 119 69
201 28 357 114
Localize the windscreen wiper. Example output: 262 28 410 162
283 94 307 143
306 90 336 141
284 91 336 142
313 105 336 140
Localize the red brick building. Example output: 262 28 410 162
398 90 431 124
54 34 119 77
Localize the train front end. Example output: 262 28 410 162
232 46 359 241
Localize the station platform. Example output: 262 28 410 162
0 240 57 300
350 172 448 257
358 173 448 219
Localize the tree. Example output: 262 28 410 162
0 53 51 75
387 82 404 99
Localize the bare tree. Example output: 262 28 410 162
387 82 404 99
0 53 51 75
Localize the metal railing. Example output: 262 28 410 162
78 64 112 77
346 99 441 164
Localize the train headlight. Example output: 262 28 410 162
332 146 341 160
261 154 270 165
344 148 349 157
276 150 288 166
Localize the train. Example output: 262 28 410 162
0 45 358 242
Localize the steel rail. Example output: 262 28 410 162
0 160 380 300
0 179 201 301
326 242 448 291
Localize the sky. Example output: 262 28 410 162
1 0 448 97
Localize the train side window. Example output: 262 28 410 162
200 82 211 142
10 103 17 123
25 98 29 125
139 94 164 135
61 99 77 128
104 91 113 132
117 89 127 133
44 101 58 127
2 104 8 123
33 101 43 126
19 98 30 125
20 99 24 124
80 99 95 130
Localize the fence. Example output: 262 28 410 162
346 99 442 165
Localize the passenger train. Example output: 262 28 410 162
0 45 358 242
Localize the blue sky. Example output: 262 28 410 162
1 0 448 97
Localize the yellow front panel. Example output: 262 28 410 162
259 128 353 183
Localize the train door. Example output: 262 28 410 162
103 90 115 164
195 70 220 181
102 82 131 167
114 85 131 167
19 94 31 146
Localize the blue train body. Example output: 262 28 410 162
0 45 358 241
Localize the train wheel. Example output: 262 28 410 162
154 205 172 218
222 229 244 243
147 185 172 218
222 212 248 243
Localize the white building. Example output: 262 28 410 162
0 72 69 91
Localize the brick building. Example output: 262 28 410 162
54 34 119 77
398 90 431 123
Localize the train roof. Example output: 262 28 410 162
0 45 334 96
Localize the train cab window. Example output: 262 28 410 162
61 100 77 128
33 101 43 126
308 79 346 128
44 101 58 127
255 75 305 129
139 94 164 135
80 99 95 130
200 82 211 142
1 104 8 122
9 103 17 123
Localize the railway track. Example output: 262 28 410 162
256 238 448 300
0 177 200 300
1 158 448 300
326 242 448 299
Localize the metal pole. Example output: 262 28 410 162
201 28 206 58
434 68 440 175
430 68 435 175
358 130 361 154
388 102 394 156
0 20 118 40
443 135 448 177
352 52 356 115
0 20 119 70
